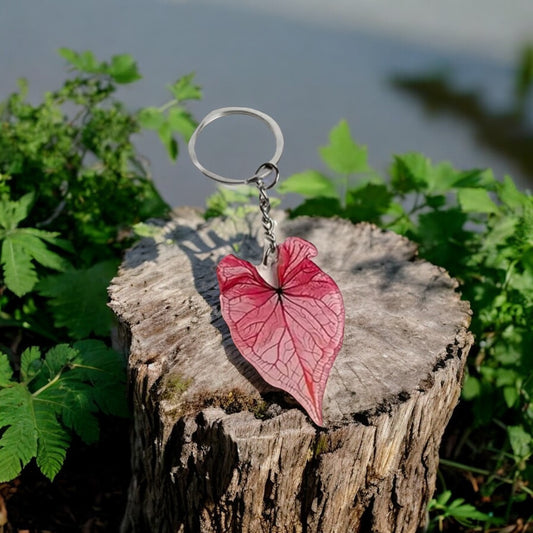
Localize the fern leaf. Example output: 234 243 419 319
38 260 119 338
0 353 14 386
0 385 38 482
1 236 38 296
0 385 29 426
33 401 70 481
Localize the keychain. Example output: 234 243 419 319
188 107 344 426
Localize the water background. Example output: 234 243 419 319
1 0 532 207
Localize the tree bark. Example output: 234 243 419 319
109 208 473 533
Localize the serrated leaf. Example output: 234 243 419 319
319 120 370 175
34 404 70 481
23 228 74 253
0 384 37 482
457 188 497 214
1 237 38 296
138 107 166 130
38 378 99 444
0 354 14 386
345 182 392 223
0 192 34 230
278 170 339 199
20 346 43 383
452 168 495 189
109 54 142 84
498 175 527 209
167 107 197 141
72 340 127 416
59 48 101 73
425 161 458 191
41 344 76 380
38 260 118 339
390 153 429 193
166 73 202 101
1 224 70 297
10 230 70 271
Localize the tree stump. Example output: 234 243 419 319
108 209 473 533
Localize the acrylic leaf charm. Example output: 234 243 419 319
217 237 344 426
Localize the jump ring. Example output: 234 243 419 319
188 107 284 185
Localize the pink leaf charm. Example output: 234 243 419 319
217 237 345 426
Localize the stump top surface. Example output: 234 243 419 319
109 209 471 426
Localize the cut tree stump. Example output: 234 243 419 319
108 209 473 533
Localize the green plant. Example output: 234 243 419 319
428 490 499 531
0 341 126 482
0 48 200 482
272 120 533 529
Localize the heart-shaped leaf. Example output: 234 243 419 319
217 237 344 425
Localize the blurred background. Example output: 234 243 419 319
1 0 532 207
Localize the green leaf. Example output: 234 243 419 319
34 405 70 481
57 47 79 66
457 188 498 213
20 346 42 383
138 107 166 130
158 122 178 161
9 231 70 271
288 197 343 219
345 182 392 224
451 168 495 189
508 425 531 461
0 353 14 386
72 340 127 417
416 208 469 267
462 375 481 400
108 54 142 84
38 260 119 339
166 73 202 101
0 341 127 482
503 385 519 408
390 153 429 193
1 228 70 296
58 48 100 73
278 170 339 199
132 222 164 239
167 107 197 141
498 175 527 209
0 384 37 482
1 237 38 296
319 120 370 175
0 192 34 230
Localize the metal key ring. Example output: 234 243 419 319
188 107 284 186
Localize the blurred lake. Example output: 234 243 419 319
0 0 532 207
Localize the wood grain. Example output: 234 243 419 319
109 209 472 533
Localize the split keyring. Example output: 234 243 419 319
188 107 284 188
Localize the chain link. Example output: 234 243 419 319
250 163 279 265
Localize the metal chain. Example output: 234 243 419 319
256 178 277 265
248 163 279 265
